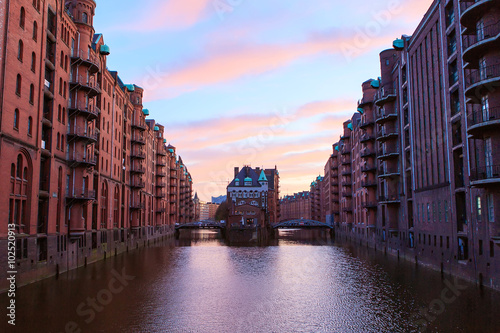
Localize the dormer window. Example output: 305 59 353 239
235 178 239 186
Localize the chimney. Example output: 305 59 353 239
255 167 260 174
234 167 239 178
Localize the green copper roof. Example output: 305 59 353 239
370 80 380 89
154 126 159 131
357 107 364 114
142 109 149 116
258 170 267 182
335 146 339 151
125 84 135 92
100 44 110 55
168 148 174 153
347 123 353 130
163 139 167 143
244 177 252 182
393 38 405 50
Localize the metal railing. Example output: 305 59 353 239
72 49 100 68
465 64 500 88
470 164 500 182
468 106 500 126
67 189 96 200
462 21 500 50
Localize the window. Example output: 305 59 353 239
479 57 487 81
485 138 493 178
476 196 482 221
427 203 430 222
82 12 88 24
60 51 64 68
28 117 32 136
29 84 34 104
18 40 23 62
33 21 38 41
479 240 483 255
481 95 489 122
20 7 25 29
476 20 484 41
14 109 19 129
31 52 36 72
487 194 495 222
16 74 21 95
56 133 60 150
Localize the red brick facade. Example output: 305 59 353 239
0 0 194 291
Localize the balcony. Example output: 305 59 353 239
361 163 377 173
130 165 145 174
131 119 147 131
378 195 400 204
69 153 96 167
470 164 500 186
342 207 353 212
377 128 398 142
378 146 399 160
130 202 145 210
156 208 166 213
341 168 352 176
360 148 376 158
69 75 100 97
131 150 146 159
156 170 166 177
359 119 375 129
460 1 499 30
131 180 145 188
360 133 376 142
462 21 500 63
156 181 166 188
341 144 351 155
131 134 146 145
71 49 100 74
156 192 166 198
467 106 500 136
157 160 167 167
341 156 351 165
157 149 167 156
68 103 99 120
67 189 96 201
361 180 378 188
376 110 398 123
378 168 400 178
67 127 98 143
342 189 352 197
374 89 397 106
465 65 500 99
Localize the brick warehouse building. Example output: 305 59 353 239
280 191 311 221
0 0 194 290
295 0 500 289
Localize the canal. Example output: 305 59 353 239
2 230 500 333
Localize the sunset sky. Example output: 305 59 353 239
94 0 432 202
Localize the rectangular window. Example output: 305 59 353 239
487 194 495 222
477 196 482 221
491 241 495 257
485 138 493 178
440 236 443 248
447 236 450 249
479 240 483 255
427 204 431 223
445 201 449 222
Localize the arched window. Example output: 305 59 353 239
16 74 21 95
14 109 19 129
60 51 64 67
33 21 38 41
28 116 32 136
20 7 25 29
16 155 22 178
29 84 34 104
82 12 88 24
56 133 60 149
31 52 36 72
18 40 23 62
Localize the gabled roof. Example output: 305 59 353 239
228 166 262 188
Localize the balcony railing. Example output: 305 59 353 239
67 127 98 141
71 49 100 72
375 88 397 105
131 165 145 173
362 201 378 208
360 148 376 157
462 21 500 50
130 202 145 210
68 103 100 118
378 195 400 203
70 75 100 95
361 164 377 172
468 106 500 127
465 65 500 89
470 165 500 182
361 180 378 187
67 189 96 200
131 134 146 144
131 150 146 159
131 180 145 188
69 153 96 166
131 119 147 130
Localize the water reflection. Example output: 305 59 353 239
1 230 499 333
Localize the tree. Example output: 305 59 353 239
215 200 229 222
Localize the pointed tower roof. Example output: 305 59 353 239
194 192 199 200
259 170 268 182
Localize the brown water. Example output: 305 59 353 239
2 229 500 333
